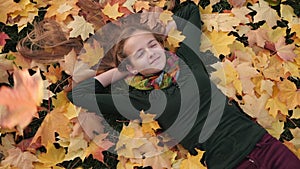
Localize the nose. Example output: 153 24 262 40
145 48 155 60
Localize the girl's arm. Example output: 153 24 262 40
94 68 130 87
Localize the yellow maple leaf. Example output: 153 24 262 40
291 24 300 39
266 120 284 139
52 91 69 108
263 55 285 81
283 61 300 78
79 39 104 67
265 96 288 118
45 0 80 22
159 10 173 25
37 143 65 167
277 79 300 109
0 0 22 23
180 149 206 169
140 111 161 136
67 16 94 41
290 128 300 149
102 3 124 20
201 30 235 56
142 150 176 169
240 94 274 128
291 108 300 119
167 27 185 48
280 4 296 24
210 59 242 95
62 133 87 161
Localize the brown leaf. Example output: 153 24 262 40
1 147 38 169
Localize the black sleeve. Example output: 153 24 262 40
67 78 141 120
172 1 210 76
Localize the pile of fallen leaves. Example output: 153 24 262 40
0 0 299 168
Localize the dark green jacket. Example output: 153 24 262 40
68 2 266 168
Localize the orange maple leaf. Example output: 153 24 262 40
102 3 124 20
0 68 43 130
31 107 71 146
84 133 114 162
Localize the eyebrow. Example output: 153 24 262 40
134 39 156 56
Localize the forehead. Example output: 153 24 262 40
123 30 156 56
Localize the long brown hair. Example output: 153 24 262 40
17 19 83 63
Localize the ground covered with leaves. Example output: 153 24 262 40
0 0 300 169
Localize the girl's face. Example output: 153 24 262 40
123 30 166 76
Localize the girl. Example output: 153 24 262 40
68 1 300 168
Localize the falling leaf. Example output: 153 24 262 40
249 0 280 27
31 107 71 146
0 68 43 130
79 39 104 67
37 143 65 167
275 37 297 61
277 79 300 109
1 147 38 169
67 16 95 41
102 3 124 20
